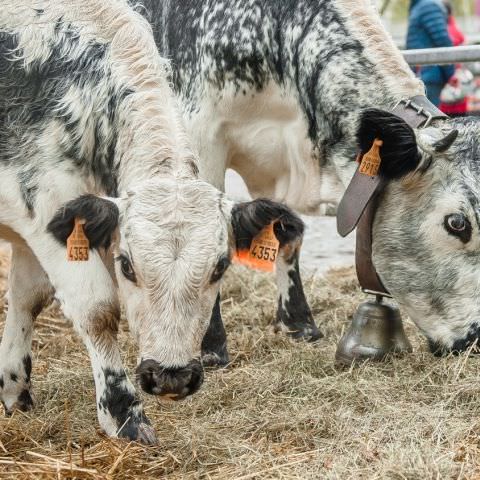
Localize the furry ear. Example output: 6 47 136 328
47 194 119 249
357 108 421 179
231 198 304 251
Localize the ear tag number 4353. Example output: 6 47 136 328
67 218 89 262
234 222 280 273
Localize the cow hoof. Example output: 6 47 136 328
201 350 229 368
118 419 157 445
2 389 34 416
274 322 323 343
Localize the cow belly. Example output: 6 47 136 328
187 83 345 215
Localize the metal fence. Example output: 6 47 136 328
402 45 480 66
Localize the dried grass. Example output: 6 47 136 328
0 247 480 479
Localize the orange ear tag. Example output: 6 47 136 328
233 222 280 273
67 218 89 262
359 138 383 177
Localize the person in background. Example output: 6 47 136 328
407 0 455 106
444 0 465 46
439 0 468 115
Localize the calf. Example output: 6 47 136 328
0 0 304 443
141 0 480 357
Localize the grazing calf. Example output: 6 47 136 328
0 0 305 443
140 0 480 357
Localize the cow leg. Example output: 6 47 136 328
0 244 53 414
24 237 156 444
201 294 229 367
274 246 323 342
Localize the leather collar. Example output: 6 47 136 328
336 95 448 296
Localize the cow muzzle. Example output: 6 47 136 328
428 326 480 357
135 359 204 399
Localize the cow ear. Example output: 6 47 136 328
231 198 304 252
357 108 421 179
47 194 119 249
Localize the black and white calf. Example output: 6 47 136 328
0 0 305 443
141 0 480 356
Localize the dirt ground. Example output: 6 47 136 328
1 247 480 479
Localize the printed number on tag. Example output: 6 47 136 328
67 245 89 261
67 218 90 262
233 222 280 273
359 138 383 177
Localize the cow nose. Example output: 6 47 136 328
135 359 204 399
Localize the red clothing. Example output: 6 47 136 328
447 16 465 47
440 15 467 115
440 98 468 115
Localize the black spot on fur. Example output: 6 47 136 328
23 356 32 383
187 159 199 177
357 108 421 179
17 389 33 411
0 377 3 389
231 198 304 251
10 373 17 382
99 369 150 440
31 298 46 319
201 294 229 367
100 370 135 420
17 166 39 216
47 194 119 249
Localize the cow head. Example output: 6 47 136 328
358 108 480 355
47 178 304 397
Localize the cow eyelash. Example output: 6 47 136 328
116 254 137 283
210 255 231 284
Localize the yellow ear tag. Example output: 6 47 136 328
233 222 280 273
67 218 89 262
359 138 383 177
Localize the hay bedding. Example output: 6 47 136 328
0 246 480 479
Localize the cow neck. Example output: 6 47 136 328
341 96 449 297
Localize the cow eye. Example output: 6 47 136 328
444 214 471 243
210 255 231 283
117 254 137 283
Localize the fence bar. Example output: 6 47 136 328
402 45 480 66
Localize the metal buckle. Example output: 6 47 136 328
393 98 433 128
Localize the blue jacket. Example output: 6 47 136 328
406 0 454 85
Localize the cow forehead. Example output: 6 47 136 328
120 178 229 257
124 178 227 224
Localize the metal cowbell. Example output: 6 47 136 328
335 297 412 366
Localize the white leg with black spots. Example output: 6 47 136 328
18 233 156 444
0 243 53 414
274 249 322 342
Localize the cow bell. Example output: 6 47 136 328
335 296 412 366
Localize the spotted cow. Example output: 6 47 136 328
139 0 480 357
0 0 305 443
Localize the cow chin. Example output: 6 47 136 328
135 359 204 399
